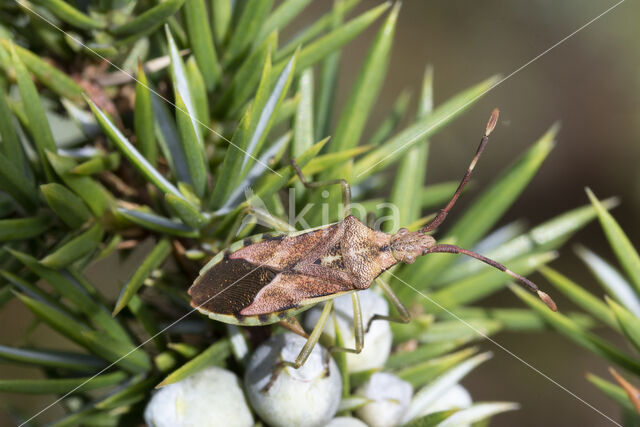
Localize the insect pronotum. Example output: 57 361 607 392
189 109 557 385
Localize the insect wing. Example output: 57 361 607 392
230 223 341 270
189 223 343 318
239 271 354 316
189 255 278 316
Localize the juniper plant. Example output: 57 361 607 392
512 188 640 425
0 1 612 425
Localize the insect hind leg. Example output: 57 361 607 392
262 300 334 393
291 158 352 216
278 316 308 338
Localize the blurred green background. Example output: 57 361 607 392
1 1 638 425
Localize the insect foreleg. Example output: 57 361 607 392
328 292 364 355
365 277 411 332
291 158 352 216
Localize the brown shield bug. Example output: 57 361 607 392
188 109 557 379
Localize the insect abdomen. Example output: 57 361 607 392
188 254 278 320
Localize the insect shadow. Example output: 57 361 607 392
188 109 557 391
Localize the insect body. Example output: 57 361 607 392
189 109 557 376
190 215 411 324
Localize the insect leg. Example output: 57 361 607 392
328 292 364 354
247 205 296 233
262 301 334 392
366 277 411 332
291 158 352 216
278 316 308 338
421 109 499 233
224 205 293 246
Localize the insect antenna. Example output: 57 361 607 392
424 243 557 311
421 108 500 234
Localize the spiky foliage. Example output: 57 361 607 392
512 188 640 424
0 1 606 425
